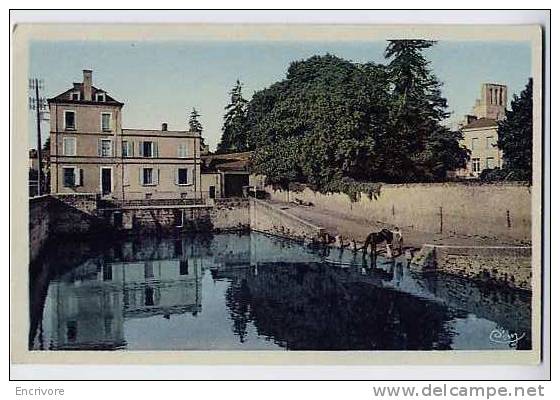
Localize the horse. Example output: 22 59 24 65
362 228 394 258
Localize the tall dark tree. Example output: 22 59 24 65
497 78 533 180
384 40 468 180
217 80 249 153
188 107 203 133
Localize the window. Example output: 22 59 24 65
63 167 82 187
95 92 106 102
471 137 478 150
64 111 76 130
62 137 76 156
486 136 494 149
141 167 158 186
177 143 188 158
71 91 81 101
177 168 189 185
486 157 495 169
99 139 113 157
472 158 481 173
140 141 157 158
101 113 111 131
122 141 133 157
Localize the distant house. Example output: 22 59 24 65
201 151 265 198
47 70 204 200
456 83 506 179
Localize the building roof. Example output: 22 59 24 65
202 151 253 173
48 84 123 106
201 151 253 163
461 118 499 130
214 160 250 172
122 128 199 138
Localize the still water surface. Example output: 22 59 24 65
29 232 531 351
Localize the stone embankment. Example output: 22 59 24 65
411 244 532 291
29 186 534 291
262 182 534 291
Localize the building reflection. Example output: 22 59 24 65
34 238 202 350
30 232 532 351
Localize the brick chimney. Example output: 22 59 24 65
83 69 93 101
161 123 168 131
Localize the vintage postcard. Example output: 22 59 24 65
11 23 543 367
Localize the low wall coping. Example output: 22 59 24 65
424 244 532 250
52 192 99 196
29 194 52 202
99 204 214 211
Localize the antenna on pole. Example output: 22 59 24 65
28 77 48 196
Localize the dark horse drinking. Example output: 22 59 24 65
362 228 394 258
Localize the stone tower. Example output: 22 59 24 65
472 83 507 120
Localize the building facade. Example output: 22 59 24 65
456 83 506 178
48 70 203 200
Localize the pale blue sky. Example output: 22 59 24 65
29 40 531 151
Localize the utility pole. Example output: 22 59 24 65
29 78 47 196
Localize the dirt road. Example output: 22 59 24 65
268 199 530 248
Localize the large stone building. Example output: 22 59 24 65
48 70 203 200
456 83 507 178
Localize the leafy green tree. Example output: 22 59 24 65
384 40 468 180
217 80 250 153
245 45 468 193
247 55 392 189
188 108 203 133
497 78 533 181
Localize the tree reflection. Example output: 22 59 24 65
221 262 456 350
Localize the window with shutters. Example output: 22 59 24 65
141 141 156 158
177 143 188 158
64 110 76 130
101 113 112 131
141 167 158 186
177 168 189 185
471 137 478 150
63 167 82 187
486 136 495 149
99 139 113 157
472 158 481 173
122 140 133 157
63 137 76 156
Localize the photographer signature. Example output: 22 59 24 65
489 328 526 346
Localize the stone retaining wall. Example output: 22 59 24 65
266 182 531 243
411 244 532 291
250 198 324 240
29 196 52 262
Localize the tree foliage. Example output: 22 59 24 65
236 42 469 196
247 54 392 190
217 80 249 153
188 107 203 133
496 78 533 181
384 40 468 180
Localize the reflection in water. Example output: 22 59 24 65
29 232 531 351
